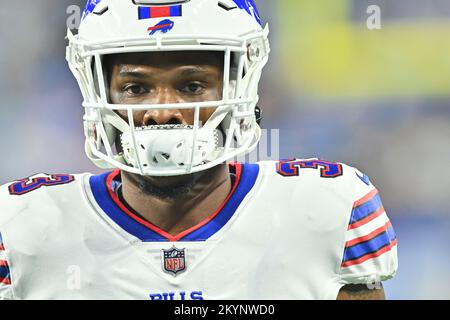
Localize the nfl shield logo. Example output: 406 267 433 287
162 246 186 275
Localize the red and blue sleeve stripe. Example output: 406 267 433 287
0 233 11 285
0 265 11 285
348 189 385 230
341 221 397 267
138 5 182 20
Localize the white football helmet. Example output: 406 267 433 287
67 0 270 176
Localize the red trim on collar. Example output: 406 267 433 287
105 164 242 242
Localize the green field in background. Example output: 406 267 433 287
278 0 450 98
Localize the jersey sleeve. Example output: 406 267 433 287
339 170 398 285
0 232 14 300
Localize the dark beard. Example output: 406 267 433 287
121 163 226 200
137 177 199 200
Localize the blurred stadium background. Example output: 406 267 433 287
1 0 450 299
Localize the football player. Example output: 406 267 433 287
0 0 397 299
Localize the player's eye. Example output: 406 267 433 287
124 84 148 96
179 82 205 94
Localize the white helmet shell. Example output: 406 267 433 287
79 0 263 41
67 0 270 176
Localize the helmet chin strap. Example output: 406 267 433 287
102 108 129 139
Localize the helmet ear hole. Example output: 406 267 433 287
255 106 263 125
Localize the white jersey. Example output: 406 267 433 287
0 159 397 300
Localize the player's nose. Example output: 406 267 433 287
142 88 187 126
143 109 186 126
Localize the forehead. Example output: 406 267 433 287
105 51 224 71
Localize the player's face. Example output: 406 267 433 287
107 51 224 126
